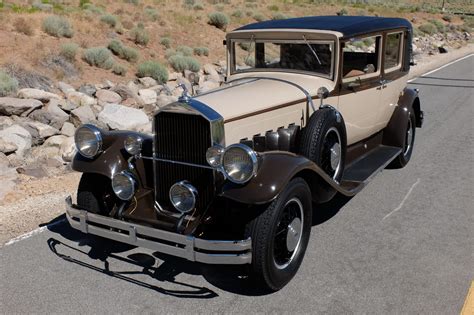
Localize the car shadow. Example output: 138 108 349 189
312 193 352 226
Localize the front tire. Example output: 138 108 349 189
245 178 312 292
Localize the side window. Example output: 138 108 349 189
342 35 381 79
384 32 403 71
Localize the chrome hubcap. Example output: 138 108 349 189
330 142 341 171
322 127 342 180
404 119 413 156
286 217 302 252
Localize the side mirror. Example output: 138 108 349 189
317 86 329 99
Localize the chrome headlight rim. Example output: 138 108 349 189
124 135 143 156
74 124 103 159
222 143 259 184
169 181 198 214
111 171 137 201
206 144 225 168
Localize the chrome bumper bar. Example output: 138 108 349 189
65 196 252 264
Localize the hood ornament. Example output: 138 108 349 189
176 83 191 103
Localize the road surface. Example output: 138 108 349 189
1 55 473 314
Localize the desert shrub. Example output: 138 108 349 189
412 27 421 37
108 39 123 55
83 47 115 69
193 3 204 10
14 17 34 36
60 42 79 61
253 13 265 22
42 15 74 38
267 4 279 11
232 10 243 18
429 19 445 33
144 7 159 21
112 64 127 76
130 25 150 45
208 12 229 30
168 55 201 72
246 2 257 8
419 23 437 35
160 37 171 48
82 3 104 14
272 13 288 20
165 49 178 59
137 61 168 83
124 0 139 5
337 8 348 16
0 70 19 97
194 47 209 56
107 40 139 62
442 14 452 22
100 14 118 27
176 45 193 56
183 0 195 7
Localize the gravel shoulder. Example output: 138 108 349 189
0 44 473 246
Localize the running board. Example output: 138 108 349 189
338 145 402 194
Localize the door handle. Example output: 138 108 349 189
379 79 390 89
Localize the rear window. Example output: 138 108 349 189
384 32 403 70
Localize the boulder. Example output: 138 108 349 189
30 145 60 161
66 91 97 107
17 88 61 102
57 99 78 112
44 99 70 128
168 72 182 81
43 135 67 148
96 89 122 104
156 95 178 108
136 122 152 134
0 137 18 154
112 84 144 106
0 97 43 116
21 121 59 139
57 81 75 94
139 77 158 88
196 80 220 94
203 63 220 81
139 89 157 105
98 104 149 131
0 125 32 156
121 98 138 107
61 122 75 137
78 84 96 97
60 136 76 162
0 116 14 130
70 105 96 127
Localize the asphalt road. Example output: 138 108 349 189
1 55 473 314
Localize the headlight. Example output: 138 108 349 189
111 171 136 201
206 145 225 167
169 181 197 213
124 135 143 156
74 124 103 158
222 144 258 184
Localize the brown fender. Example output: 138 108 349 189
72 130 154 187
220 151 352 205
383 87 422 148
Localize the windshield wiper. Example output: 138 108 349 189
302 35 322 65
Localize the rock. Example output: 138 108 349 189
60 136 76 162
156 95 178 108
438 46 448 53
21 121 59 139
136 122 152 134
70 105 96 127
78 84 96 97
0 97 43 116
0 116 14 130
60 121 76 137
57 81 75 94
0 138 18 154
44 99 70 129
196 81 220 94
139 89 157 105
57 99 78 112
98 104 149 131
177 77 193 92
139 77 158 88
121 98 138 107
0 125 32 156
127 81 140 95
202 64 220 82
66 91 97 107
112 84 144 106
96 89 122 104
168 72 182 81
103 80 116 89
17 88 61 102
43 135 67 148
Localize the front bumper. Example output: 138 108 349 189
65 196 252 264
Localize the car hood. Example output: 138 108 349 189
194 72 336 122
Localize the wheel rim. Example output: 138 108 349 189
321 127 342 180
403 118 413 156
273 197 304 270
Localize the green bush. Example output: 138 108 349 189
160 37 171 48
267 4 279 11
208 12 230 30
144 7 159 21
83 47 115 69
168 55 201 72
419 23 437 35
100 14 118 27
137 61 168 83
272 13 288 20
193 47 209 56
176 45 193 56
60 42 79 61
42 15 74 38
232 10 243 18
107 40 139 62
429 19 445 33
112 64 127 76
193 3 204 10
253 13 265 22
0 70 19 97
442 14 452 22
130 25 150 45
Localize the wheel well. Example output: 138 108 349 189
293 169 336 204
413 97 422 127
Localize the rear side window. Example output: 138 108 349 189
384 32 403 70
342 35 381 79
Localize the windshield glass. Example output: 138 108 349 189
232 40 334 78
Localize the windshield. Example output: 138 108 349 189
231 39 334 78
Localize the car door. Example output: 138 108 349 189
336 34 383 145
379 31 407 128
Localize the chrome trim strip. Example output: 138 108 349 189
65 196 252 265
141 156 216 170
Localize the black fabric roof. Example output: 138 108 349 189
235 16 412 39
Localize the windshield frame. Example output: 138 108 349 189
230 38 336 80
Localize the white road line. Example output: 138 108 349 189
4 218 66 247
382 178 420 221
407 53 474 83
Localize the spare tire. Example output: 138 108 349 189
299 107 347 182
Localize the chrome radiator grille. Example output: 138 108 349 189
154 112 214 211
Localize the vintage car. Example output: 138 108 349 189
66 16 423 291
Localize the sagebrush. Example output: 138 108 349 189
137 61 168 83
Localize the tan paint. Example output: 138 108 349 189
379 73 408 127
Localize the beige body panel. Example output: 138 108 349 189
379 73 409 127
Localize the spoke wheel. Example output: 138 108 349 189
320 127 342 180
